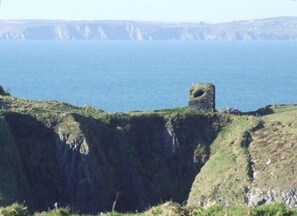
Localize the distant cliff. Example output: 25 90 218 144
0 17 297 40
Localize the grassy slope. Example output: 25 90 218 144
0 95 189 117
249 106 297 190
1 202 297 216
188 105 297 208
187 116 258 207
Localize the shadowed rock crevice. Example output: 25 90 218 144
2 112 68 212
241 131 254 181
0 111 225 214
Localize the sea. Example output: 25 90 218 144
0 41 296 112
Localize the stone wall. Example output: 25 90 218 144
188 83 215 112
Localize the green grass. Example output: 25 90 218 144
0 203 29 216
0 204 80 216
272 105 297 114
106 204 297 216
0 95 190 124
128 107 188 118
90 202 183 216
188 105 297 208
34 207 79 216
247 105 297 190
0 96 108 121
188 116 257 207
1 203 296 216
191 203 297 216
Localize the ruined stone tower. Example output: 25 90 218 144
188 83 215 112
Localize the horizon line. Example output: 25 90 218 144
0 16 296 25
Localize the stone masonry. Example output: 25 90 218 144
188 83 215 112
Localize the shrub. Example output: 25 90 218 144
0 203 29 216
255 203 295 216
192 205 224 216
34 207 77 216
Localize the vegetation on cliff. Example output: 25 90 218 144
1 202 297 216
188 105 297 208
0 91 296 215
0 94 227 214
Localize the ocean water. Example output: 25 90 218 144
0 41 296 112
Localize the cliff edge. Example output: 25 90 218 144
0 93 296 214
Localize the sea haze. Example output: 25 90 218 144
0 41 296 112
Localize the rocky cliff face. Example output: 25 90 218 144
0 94 296 214
0 96 226 214
1 17 297 40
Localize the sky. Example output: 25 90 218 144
0 0 296 23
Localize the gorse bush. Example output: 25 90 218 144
255 203 296 216
0 203 29 216
0 204 77 216
34 207 78 216
0 203 297 216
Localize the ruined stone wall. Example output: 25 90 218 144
188 83 215 112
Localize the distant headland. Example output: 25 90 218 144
0 17 297 40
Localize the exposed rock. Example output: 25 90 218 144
219 107 242 115
244 105 274 116
247 188 297 207
0 86 9 96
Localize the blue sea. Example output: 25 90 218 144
0 41 296 112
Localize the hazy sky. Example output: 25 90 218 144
0 0 296 23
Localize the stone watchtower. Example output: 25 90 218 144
188 83 215 112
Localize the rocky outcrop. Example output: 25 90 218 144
0 86 9 96
247 188 297 207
